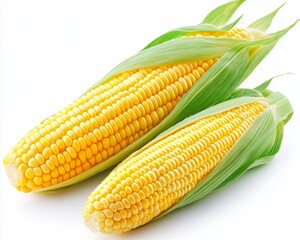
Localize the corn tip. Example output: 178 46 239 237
85 212 101 233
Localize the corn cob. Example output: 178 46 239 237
83 89 293 234
2 19 244 192
3 1 295 192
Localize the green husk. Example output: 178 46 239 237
202 0 245 25
248 3 286 32
142 16 243 50
39 5 296 192
143 1 285 50
153 90 292 219
225 73 292 100
144 0 245 49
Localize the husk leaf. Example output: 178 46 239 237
202 0 245 26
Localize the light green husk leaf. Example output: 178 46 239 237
202 0 245 25
154 91 292 219
143 0 245 50
248 3 285 32
254 73 293 97
39 21 296 193
225 73 292 100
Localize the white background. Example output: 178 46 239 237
1 0 300 239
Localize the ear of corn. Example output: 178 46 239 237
83 87 292 233
163 92 292 214
156 82 293 213
3 1 296 193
